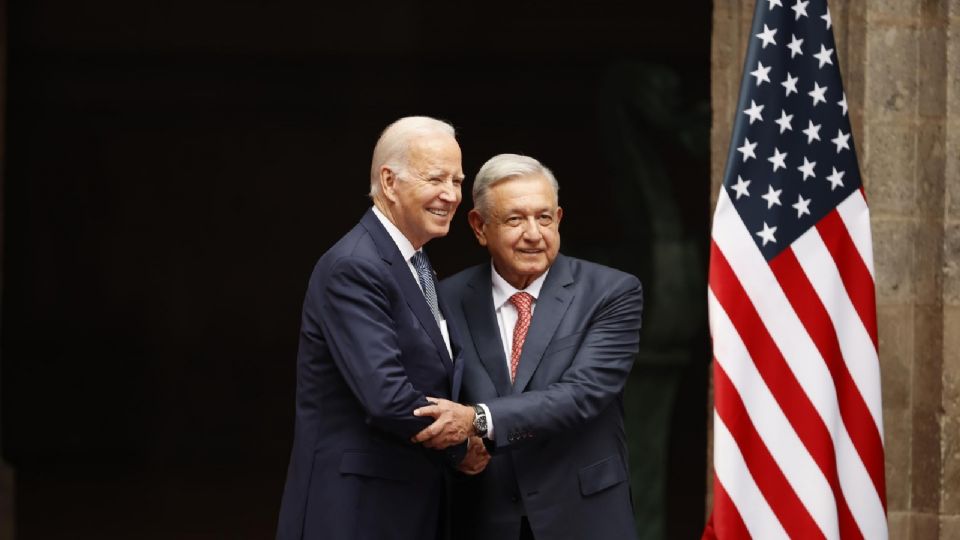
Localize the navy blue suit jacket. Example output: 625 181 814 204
277 209 464 540
439 254 642 540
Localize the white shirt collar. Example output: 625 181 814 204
490 261 549 310
372 206 418 262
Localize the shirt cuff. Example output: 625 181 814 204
478 403 494 439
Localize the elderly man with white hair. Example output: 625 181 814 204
412 153 643 540
276 116 488 540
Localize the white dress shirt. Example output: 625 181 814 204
371 206 452 358
479 263 550 439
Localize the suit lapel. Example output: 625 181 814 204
462 266 513 397
360 210 454 378
512 255 575 393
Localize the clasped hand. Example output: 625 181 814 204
412 397 490 474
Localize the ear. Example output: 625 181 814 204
467 209 488 246
555 206 563 228
379 166 399 203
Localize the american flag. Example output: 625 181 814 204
704 0 887 539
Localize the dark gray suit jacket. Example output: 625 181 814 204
277 209 464 540
439 254 642 540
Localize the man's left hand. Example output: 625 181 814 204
412 397 474 449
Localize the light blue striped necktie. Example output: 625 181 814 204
410 251 442 323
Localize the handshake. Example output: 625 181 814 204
412 397 490 475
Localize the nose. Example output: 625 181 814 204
520 217 543 241
438 181 460 203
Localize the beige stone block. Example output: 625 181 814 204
911 512 941 538
865 25 919 119
863 124 917 215
948 122 960 221
885 401 913 511
941 515 960 540
946 223 960 306
873 219 916 303
914 223 945 305
911 307 943 512
867 0 920 18
889 510 910 538
842 2 868 111
920 0 949 19
918 26 947 117
942 306 960 516
916 122 946 217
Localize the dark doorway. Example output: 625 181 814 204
2 1 711 538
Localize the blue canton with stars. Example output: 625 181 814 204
722 0 861 260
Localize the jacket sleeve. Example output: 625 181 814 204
306 255 434 440
484 276 643 450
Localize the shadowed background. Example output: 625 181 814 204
1 1 711 538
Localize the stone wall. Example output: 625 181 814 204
711 1 960 537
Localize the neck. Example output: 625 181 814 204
373 198 424 250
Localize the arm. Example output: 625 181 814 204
484 277 643 450
310 255 432 439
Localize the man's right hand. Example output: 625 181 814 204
458 436 490 475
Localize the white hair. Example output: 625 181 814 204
368 116 456 198
472 153 559 217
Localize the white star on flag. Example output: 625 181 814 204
761 185 783 208
737 138 758 161
774 109 794 133
831 129 851 152
751 61 772 86
808 82 828 106
791 0 809 20
744 100 765 124
792 194 811 217
730 175 751 199
756 24 778 48
838 92 849 115
782 72 799 96
755 221 778 245
768 147 788 171
803 120 822 143
767 0 783 9
814 44 834 68
787 34 804 57
821 8 832 29
826 166 845 190
797 156 816 180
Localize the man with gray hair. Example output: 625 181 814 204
412 153 643 539
276 116 488 540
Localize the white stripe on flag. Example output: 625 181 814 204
709 290 840 539
712 190 842 433
836 190 875 279
713 411 791 540
792 223 883 432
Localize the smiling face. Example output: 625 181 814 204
379 133 464 249
468 174 562 290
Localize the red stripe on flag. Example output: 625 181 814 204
708 476 752 539
770 247 880 533
714 362 825 539
711 242 845 535
816 212 879 349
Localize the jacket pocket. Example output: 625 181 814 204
339 451 416 482
578 455 627 496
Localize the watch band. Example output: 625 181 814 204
472 404 488 438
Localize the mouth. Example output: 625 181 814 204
426 208 450 218
517 248 544 255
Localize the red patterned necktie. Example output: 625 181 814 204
508 292 534 383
